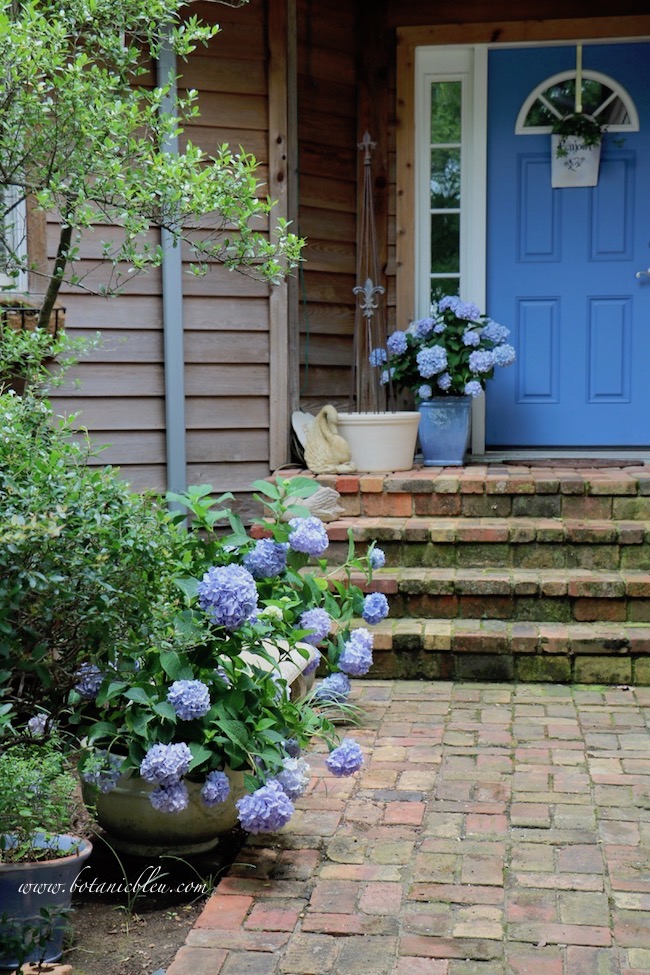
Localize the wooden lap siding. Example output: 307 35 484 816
49 1 273 496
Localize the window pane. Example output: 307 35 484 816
525 78 629 128
430 277 459 305
431 213 460 273
431 81 461 143
430 149 461 208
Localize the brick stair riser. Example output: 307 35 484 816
337 493 650 520
326 538 650 570
368 647 650 685
388 592 650 623
359 624 650 685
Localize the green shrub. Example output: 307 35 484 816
0 388 179 726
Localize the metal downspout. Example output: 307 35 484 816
157 37 187 496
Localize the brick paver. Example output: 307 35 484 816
167 681 650 975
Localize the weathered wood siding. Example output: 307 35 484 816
49 1 273 496
296 0 358 413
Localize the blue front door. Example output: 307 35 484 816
486 43 650 447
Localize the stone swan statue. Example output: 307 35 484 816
303 405 356 475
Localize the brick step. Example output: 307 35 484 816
345 567 650 623
361 618 650 684
283 466 650 520
326 517 650 570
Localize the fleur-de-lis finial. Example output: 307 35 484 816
352 277 385 320
358 131 376 165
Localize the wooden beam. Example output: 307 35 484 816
268 0 291 470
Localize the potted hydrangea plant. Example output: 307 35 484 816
76 477 385 853
370 295 515 466
1 372 384 856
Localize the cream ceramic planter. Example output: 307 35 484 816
82 769 247 856
336 411 420 472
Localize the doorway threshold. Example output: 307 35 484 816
472 449 650 465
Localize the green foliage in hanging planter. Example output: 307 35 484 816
551 112 605 157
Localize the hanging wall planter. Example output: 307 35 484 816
551 130 602 188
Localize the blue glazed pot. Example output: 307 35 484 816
418 397 472 466
0 833 92 967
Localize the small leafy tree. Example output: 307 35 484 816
0 0 302 328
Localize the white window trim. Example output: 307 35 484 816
0 187 28 292
515 68 639 134
414 45 488 453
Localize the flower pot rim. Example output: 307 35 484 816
0 833 92 870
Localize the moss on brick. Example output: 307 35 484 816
515 655 571 682
573 656 632 684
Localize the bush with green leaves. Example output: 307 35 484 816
0 387 180 729
0 740 80 862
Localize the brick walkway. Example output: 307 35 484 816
167 680 650 975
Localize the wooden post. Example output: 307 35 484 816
268 0 292 470
356 0 390 312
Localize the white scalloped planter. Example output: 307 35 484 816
336 412 420 472
551 134 601 187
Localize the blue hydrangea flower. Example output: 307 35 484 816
236 780 295 834
339 627 374 676
369 546 385 569
80 751 124 794
437 372 452 391
416 345 447 378
140 742 192 786
464 380 483 398
288 517 329 557
74 663 104 699
362 593 389 625
481 320 510 344
380 367 395 385
314 672 351 703
243 539 288 579
468 349 495 373
150 780 189 813
463 328 481 347
27 713 48 736
201 769 231 807
369 347 387 367
415 317 436 338
167 679 211 721
299 608 331 645
276 757 311 800
386 330 408 355
433 320 447 334
492 343 516 367
418 384 433 400
198 564 258 630
438 296 481 321
326 739 364 777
